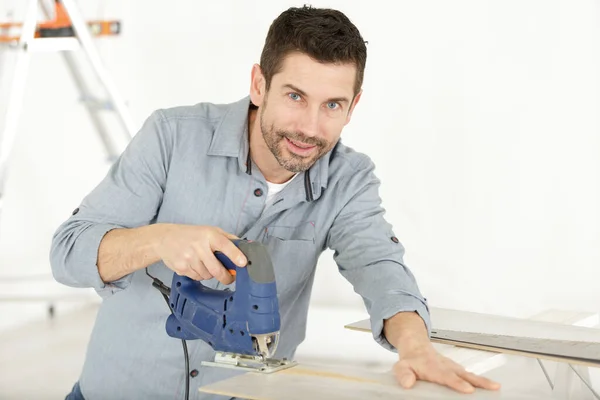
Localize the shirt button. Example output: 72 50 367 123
190 369 199 378
391 236 399 243
72 207 79 215
254 188 263 197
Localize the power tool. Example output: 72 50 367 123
164 239 297 373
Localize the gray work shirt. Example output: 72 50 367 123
50 96 431 400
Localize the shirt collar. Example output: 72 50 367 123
207 95 334 201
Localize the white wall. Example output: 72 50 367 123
0 0 599 332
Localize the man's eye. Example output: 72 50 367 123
289 93 301 101
327 102 339 110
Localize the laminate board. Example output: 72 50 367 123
199 362 549 400
345 307 600 367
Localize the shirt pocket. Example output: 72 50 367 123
262 222 317 293
265 222 316 243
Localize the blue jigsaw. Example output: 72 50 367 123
164 239 296 373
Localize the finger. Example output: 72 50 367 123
202 252 235 285
191 239 234 284
171 261 202 281
393 362 417 389
181 251 209 279
457 370 501 390
441 373 475 394
190 261 213 281
172 260 191 276
212 235 247 267
185 268 204 281
215 227 240 240
399 372 416 389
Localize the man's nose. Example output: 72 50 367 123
298 107 320 138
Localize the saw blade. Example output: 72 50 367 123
252 332 279 358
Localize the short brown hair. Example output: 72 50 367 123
259 5 367 96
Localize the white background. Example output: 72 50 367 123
0 0 598 335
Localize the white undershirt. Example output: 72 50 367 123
265 174 298 207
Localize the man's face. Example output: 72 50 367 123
255 52 361 173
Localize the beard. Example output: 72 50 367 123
260 108 330 173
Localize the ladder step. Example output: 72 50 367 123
79 96 115 111
24 37 80 52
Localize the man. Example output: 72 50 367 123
51 5 500 400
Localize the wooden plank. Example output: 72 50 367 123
198 362 549 399
430 330 600 368
447 309 600 375
344 308 600 368
345 307 600 342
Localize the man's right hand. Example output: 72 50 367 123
153 224 248 285
97 224 247 284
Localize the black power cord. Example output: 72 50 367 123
145 268 190 400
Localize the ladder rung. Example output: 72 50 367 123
25 37 80 52
79 96 115 111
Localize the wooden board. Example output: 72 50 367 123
346 307 600 342
198 362 549 399
344 307 600 368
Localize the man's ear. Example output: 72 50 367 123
250 64 266 106
345 90 363 125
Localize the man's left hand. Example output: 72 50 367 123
393 343 501 394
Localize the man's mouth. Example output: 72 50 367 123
285 137 316 149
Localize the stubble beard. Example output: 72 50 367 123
259 107 330 173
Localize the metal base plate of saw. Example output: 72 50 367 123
202 351 298 373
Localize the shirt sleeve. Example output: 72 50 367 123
325 155 431 352
49 110 173 298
